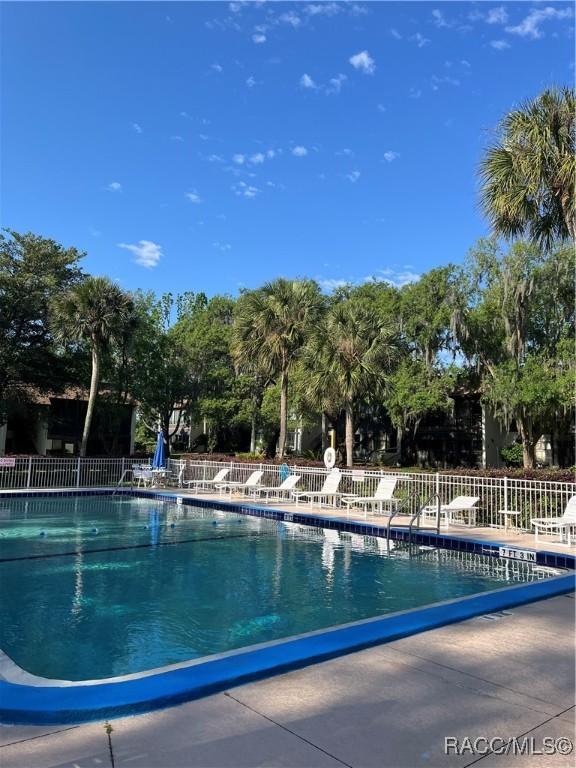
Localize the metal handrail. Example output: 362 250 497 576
385 492 421 539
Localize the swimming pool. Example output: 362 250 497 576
0 490 573 724
0 493 568 681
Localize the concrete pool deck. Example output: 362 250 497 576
1 593 574 768
180 489 576 556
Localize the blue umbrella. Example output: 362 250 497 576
152 429 166 469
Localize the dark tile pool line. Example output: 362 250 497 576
0 487 574 726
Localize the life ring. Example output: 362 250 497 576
323 447 336 469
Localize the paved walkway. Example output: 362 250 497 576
2 594 574 768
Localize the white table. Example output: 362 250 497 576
498 509 521 531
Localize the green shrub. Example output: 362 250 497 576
500 443 524 467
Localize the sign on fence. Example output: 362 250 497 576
0 458 16 468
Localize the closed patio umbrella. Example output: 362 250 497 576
152 429 166 469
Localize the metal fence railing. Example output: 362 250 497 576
0 456 574 532
176 459 576 531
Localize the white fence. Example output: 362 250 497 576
0 456 574 531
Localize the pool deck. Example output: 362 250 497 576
1 593 574 767
178 489 576 556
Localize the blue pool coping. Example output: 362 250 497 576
0 487 574 725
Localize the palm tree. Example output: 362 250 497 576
52 276 135 456
305 300 398 467
232 279 322 458
480 87 575 249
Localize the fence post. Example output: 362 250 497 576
26 457 32 489
504 476 508 512
435 471 440 500
76 457 81 488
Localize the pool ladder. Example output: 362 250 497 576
385 491 442 545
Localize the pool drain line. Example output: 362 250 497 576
0 532 261 563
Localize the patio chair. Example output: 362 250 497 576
183 467 230 492
216 470 264 497
421 495 480 528
340 476 399 517
132 465 153 488
292 469 342 508
249 474 301 503
532 496 576 547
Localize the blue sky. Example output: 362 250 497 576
2 1 573 296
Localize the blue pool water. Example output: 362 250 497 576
0 495 549 681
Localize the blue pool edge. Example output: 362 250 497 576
1 489 574 725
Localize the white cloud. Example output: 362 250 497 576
252 32 267 43
246 76 257 88
131 122 143 134
376 268 421 287
292 146 308 157
319 278 349 292
377 103 386 113
346 170 361 183
300 73 317 89
212 241 232 252
490 39 510 50
304 3 341 17
506 7 572 39
432 9 449 28
107 181 122 192
318 267 421 293
411 32 430 48
326 73 347 94
409 88 422 99
186 190 203 204
211 63 223 72
336 148 354 156
250 152 265 164
232 181 259 198
383 151 399 162
118 240 162 269
278 11 301 28
170 135 184 142
349 50 375 74
486 7 508 25
207 153 224 163
233 153 245 165
390 28 402 39
266 149 278 159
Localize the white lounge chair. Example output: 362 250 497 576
341 476 399 517
422 495 480 528
183 467 230 492
292 470 342 508
132 465 153 488
532 496 576 546
249 474 301 503
216 470 264 497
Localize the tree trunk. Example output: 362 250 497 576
250 415 257 453
396 426 404 467
517 418 538 469
80 346 101 457
321 413 328 453
277 369 288 458
345 400 354 468
161 414 171 458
